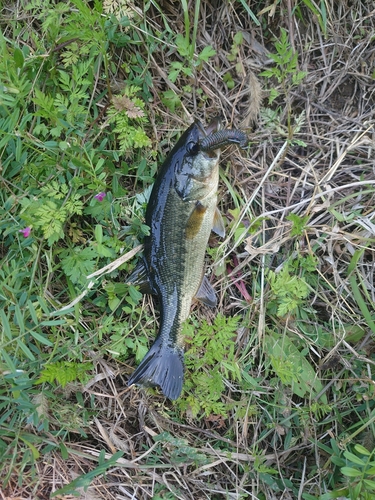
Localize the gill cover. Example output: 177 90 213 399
173 121 212 201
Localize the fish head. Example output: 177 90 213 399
175 119 222 201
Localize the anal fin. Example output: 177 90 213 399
195 275 217 308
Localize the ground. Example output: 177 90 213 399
1 1 375 499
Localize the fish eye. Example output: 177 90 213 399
187 141 199 155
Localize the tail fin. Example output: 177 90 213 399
128 336 184 400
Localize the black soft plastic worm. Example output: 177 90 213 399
200 129 249 151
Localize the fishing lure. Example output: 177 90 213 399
200 129 249 152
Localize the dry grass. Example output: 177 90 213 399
2 0 375 499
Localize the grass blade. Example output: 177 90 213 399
349 275 375 335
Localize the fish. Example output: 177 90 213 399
127 119 248 400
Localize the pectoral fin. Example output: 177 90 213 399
195 275 217 308
186 202 207 240
126 259 153 294
212 207 225 238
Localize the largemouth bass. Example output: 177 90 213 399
127 119 248 400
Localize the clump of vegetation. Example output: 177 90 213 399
260 27 307 144
178 314 241 417
1 0 375 499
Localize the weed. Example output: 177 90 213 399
298 0 328 36
161 0 216 111
0 0 152 488
36 360 93 388
267 263 310 317
177 314 241 417
318 440 375 499
264 330 326 401
260 28 307 94
169 34 216 84
154 431 210 466
107 85 151 152
51 450 124 497
224 32 245 89
286 212 310 236
260 28 307 141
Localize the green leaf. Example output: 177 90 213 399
235 0 259 25
340 466 362 477
320 490 349 500
343 450 366 466
168 62 183 83
267 266 310 316
161 90 181 113
128 285 142 304
286 213 309 236
175 33 191 57
198 45 216 62
39 319 67 326
268 88 279 104
0 309 12 340
302 0 327 34
51 451 124 496
60 442 69 460
27 300 39 325
13 47 24 68
1 350 16 372
36 361 93 388
29 330 54 347
330 438 342 456
14 304 25 334
19 436 40 459
260 69 276 78
108 296 120 311
95 243 114 258
353 482 362 498
233 32 244 45
168 69 180 83
17 338 35 361
264 331 326 401
179 314 240 416
292 71 307 86
349 275 375 335
60 246 97 284
135 341 148 364
331 456 346 467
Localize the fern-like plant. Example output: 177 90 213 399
19 181 84 245
267 265 310 317
107 86 151 153
36 360 93 388
177 314 240 417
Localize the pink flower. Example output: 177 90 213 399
94 192 106 202
19 227 31 238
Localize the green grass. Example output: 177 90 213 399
1 0 375 498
